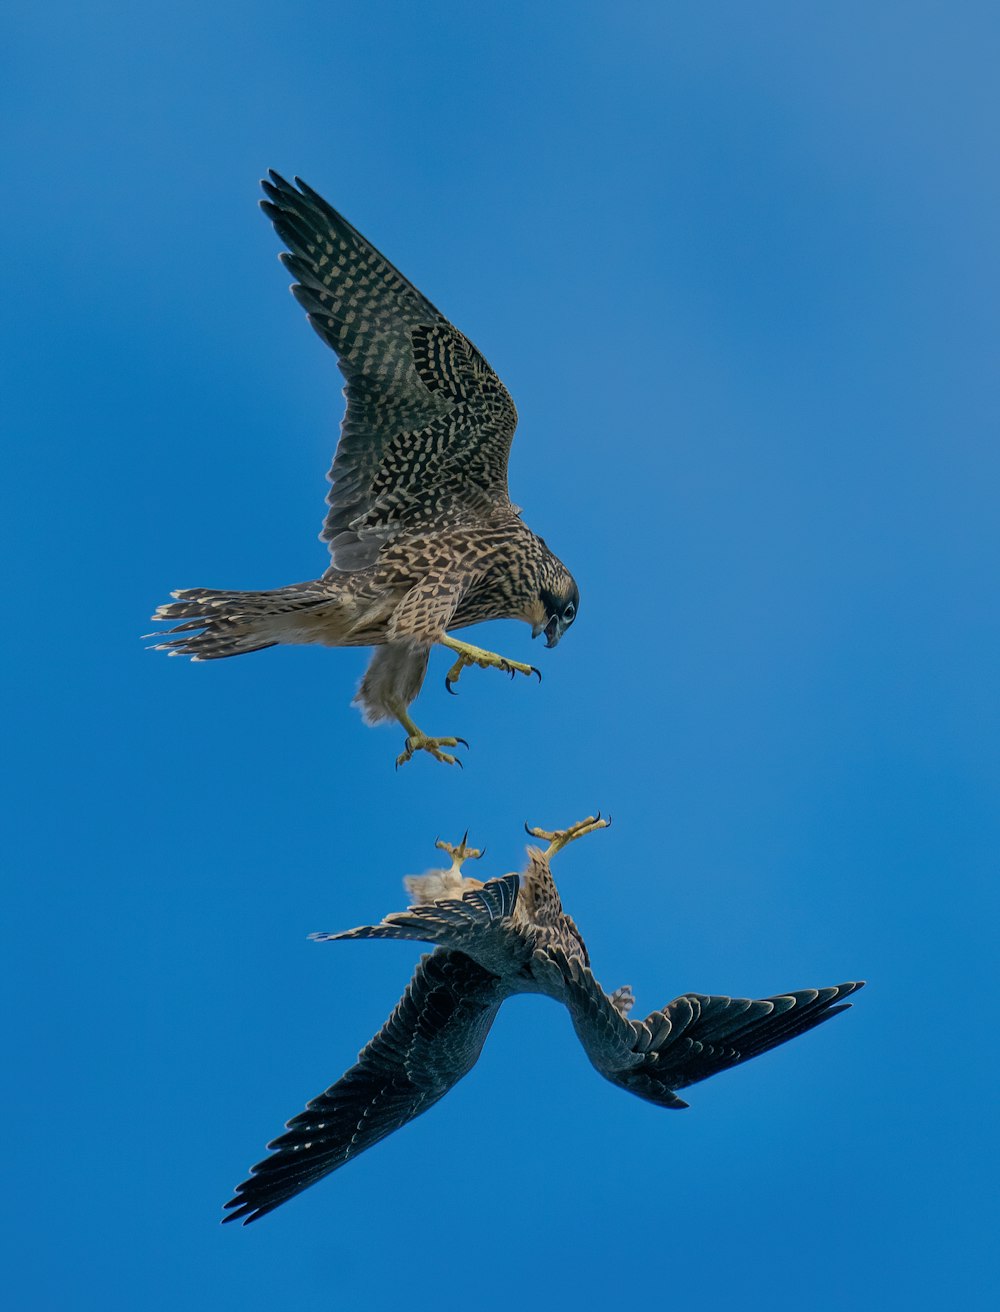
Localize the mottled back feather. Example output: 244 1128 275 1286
260 172 519 571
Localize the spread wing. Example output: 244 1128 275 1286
223 949 503 1224
260 172 520 571
543 952 864 1110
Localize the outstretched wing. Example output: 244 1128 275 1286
544 952 864 1110
618 981 865 1107
223 949 503 1225
260 172 519 571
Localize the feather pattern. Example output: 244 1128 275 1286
261 172 519 570
224 839 864 1223
224 950 503 1224
152 174 579 746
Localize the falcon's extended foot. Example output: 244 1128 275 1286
395 732 469 770
440 636 541 694
393 710 468 769
404 832 486 903
524 813 611 859
434 831 486 871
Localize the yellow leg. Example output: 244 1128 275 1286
403 830 486 904
524 813 611 859
439 636 541 694
393 707 468 769
434 831 486 873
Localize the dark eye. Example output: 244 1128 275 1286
564 603 576 621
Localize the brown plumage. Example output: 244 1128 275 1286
152 172 579 766
223 817 864 1225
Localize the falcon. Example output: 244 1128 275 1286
152 172 579 767
224 816 864 1225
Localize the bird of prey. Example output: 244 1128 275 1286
152 172 579 767
224 816 864 1225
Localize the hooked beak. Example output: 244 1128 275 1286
531 614 563 648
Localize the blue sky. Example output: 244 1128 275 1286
5 2 998 1307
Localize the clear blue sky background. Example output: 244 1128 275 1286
5 3 997 1308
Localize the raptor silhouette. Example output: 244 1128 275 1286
153 173 578 767
225 817 864 1224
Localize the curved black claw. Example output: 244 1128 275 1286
530 666 542 683
455 737 470 750
445 675 459 695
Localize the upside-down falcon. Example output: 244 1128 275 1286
152 172 579 767
223 816 864 1224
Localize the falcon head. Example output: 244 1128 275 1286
532 568 579 649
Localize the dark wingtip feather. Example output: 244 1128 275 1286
221 1200 255 1225
223 1185 288 1226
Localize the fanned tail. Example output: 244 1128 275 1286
148 582 343 660
312 874 520 952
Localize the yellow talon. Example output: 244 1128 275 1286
393 707 468 769
404 830 486 903
524 813 611 859
434 831 485 871
440 637 541 692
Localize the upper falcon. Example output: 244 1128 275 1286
152 173 579 767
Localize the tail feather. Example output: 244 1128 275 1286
149 582 334 660
312 874 520 951
310 876 527 979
